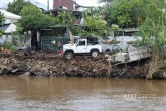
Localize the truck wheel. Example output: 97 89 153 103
18 50 25 56
91 50 99 58
65 52 73 60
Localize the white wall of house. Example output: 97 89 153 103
0 9 21 44
0 35 12 43
108 36 142 50
0 9 20 33
75 7 87 11
4 18 17 24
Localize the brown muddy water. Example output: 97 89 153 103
0 76 166 111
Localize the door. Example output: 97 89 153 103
76 40 87 53
112 45 121 54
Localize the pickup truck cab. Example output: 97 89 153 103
63 39 102 59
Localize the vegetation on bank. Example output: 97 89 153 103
0 11 4 37
82 0 166 79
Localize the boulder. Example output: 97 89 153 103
0 65 8 70
12 69 19 73
66 67 79 76
30 65 41 73
163 72 166 79
152 70 163 79
18 72 30 77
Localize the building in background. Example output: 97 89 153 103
53 0 74 10
0 9 21 43
52 0 89 11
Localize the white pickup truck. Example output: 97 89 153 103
63 39 102 59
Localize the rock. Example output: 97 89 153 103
0 65 8 70
12 69 19 73
122 68 128 72
152 70 163 79
50 71 52 74
73 67 78 72
0 58 5 63
18 64 27 71
36 72 50 77
82 73 87 77
11 59 17 64
2 59 8 65
43 70 49 74
18 72 30 77
66 67 79 76
0 70 3 75
30 65 41 73
61 72 66 77
163 72 166 79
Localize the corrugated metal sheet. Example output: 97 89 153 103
128 46 151 61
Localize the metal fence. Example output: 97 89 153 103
41 36 70 52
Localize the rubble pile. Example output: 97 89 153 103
0 55 165 79
0 55 108 77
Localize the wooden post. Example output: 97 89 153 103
107 54 115 77
107 56 113 77
108 60 111 77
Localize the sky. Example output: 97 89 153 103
36 0 102 9
0 0 103 10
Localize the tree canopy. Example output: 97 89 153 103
103 0 166 28
19 4 55 30
54 11 75 25
98 0 113 4
0 12 4 36
0 11 4 24
84 12 109 38
7 0 32 15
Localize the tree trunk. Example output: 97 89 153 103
146 52 159 79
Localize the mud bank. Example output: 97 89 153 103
0 55 165 79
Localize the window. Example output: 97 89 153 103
78 41 85 46
112 45 121 53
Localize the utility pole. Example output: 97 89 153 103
47 0 49 11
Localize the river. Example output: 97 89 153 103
0 76 166 111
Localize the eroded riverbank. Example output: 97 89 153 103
0 55 108 77
0 55 165 79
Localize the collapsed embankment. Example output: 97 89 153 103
0 54 165 79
